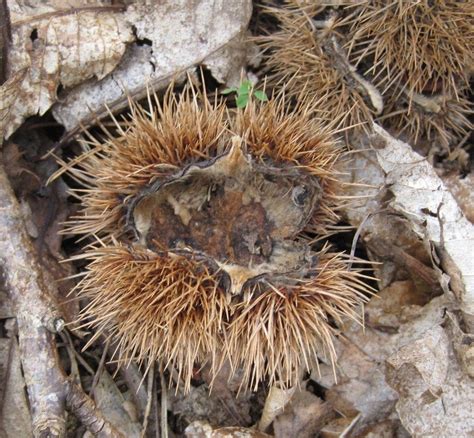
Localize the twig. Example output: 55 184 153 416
0 164 127 437
64 378 125 438
58 331 83 385
11 5 127 28
160 364 168 438
59 330 95 376
152 382 160 438
348 208 389 270
91 338 110 396
0 0 12 85
140 364 154 438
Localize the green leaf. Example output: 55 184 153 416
238 80 252 96
236 94 249 108
221 87 237 95
253 89 268 101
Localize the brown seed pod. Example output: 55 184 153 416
60 85 372 391
257 2 382 134
345 0 473 147
346 0 473 98
259 1 473 149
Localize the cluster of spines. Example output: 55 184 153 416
63 86 372 391
258 0 473 149
257 2 377 135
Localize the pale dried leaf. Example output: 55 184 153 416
204 31 260 88
447 312 474 378
169 382 252 429
313 334 398 435
441 172 474 223
344 124 473 323
5 0 133 138
371 124 474 328
185 420 272 438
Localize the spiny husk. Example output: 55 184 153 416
74 244 226 393
227 246 372 391
344 0 474 147
257 2 378 134
233 92 345 234
62 84 372 391
73 242 371 392
258 1 473 149
60 85 346 239
57 89 227 238
345 0 474 99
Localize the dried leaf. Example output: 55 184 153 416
93 370 142 438
370 124 474 330
170 383 253 429
441 172 474 223
204 31 260 87
386 325 474 436
185 421 271 438
5 1 134 139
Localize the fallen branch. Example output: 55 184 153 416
0 163 66 437
0 163 126 437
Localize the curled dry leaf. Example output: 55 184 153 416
258 385 296 432
92 370 141 438
314 124 474 435
52 0 253 131
369 124 474 329
3 0 252 139
5 0 133 139
272 389 334 438
345 124 473 327
204 31 261 88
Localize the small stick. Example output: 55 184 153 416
160 364 168 438
0 164 66 436
64 377 125 438
91 339 111 395
0 164 127 437
140 364 155 438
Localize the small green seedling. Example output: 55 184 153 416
222 80 268 108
